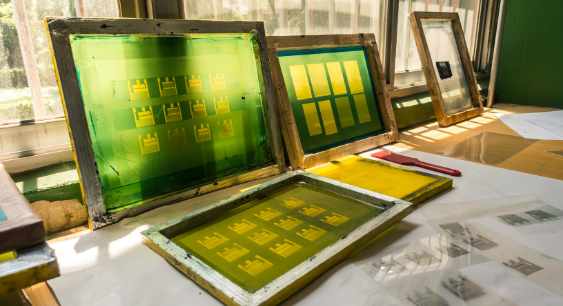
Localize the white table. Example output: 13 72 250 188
48 147 563 306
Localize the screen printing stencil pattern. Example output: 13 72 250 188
277 46 385 154
172 182 381 292
69 34 273 211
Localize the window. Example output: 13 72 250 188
0 0 118 124
394 0 480 89
184 0 386 47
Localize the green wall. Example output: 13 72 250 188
496 0 563 108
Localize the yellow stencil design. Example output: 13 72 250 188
186 75 202 91
197 232 229 250
209 73 226 91
289 65 312 100
269 239 302 258
302 103 322 136
274 216 303 231
214 96 230 114
217 243 249 262
318 100 338 135
132 106 155 128
326 62 347 95
282 197 305 209
158 77 178 96
128 79 150 101
238 255 273 276
297 225 326 241
353 94 372 123
307 63 331 97
163 103 182 122
138 133 160 155
299 205 326 217
335 96 355 128
194 123 212 143
219 119 234 137
321 213 350 226
343 60 364 94
254 208 282 221
247 229 278 245
190 100 207 118
228 219 256 234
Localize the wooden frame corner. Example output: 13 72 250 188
410 12 483 127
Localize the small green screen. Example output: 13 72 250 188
278 46 385 154
172 181 382 292
69 34 273 211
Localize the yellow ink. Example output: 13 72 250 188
128 79 150 101
282 197 305 209
219 119 234 137
210 73 226 91
335 96 355 128
297 225 326 241
326 62 347 95
132 106 155 128
321 213 350 226
353 93 372 123
214 96 230 114
289 65 312 100
307 63 331 97
318 100 338 135
299 205 326 217
158 76 178 96
138 133 160 155
343 60 364 94
247 229 278 245
186 75 202 91
274 216 303 231
238 255 273 276
302 103 322 136
163 102 182 122
197 232 229 250
254 208 282 221
190 100 207 118
217 243 249 262
228 219 256 234
194 123 212 143
269 239 301 258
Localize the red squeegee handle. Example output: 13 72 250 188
412 160 462 177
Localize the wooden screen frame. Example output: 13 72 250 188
45 18 285 229
143 171 412 306
410 12 483 127
267 34 398 169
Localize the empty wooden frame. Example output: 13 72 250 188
267 34 398 169
410 12 483 127
143 172 412 306
46 18 285 229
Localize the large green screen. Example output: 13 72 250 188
172 181 381 292
278 46 385 154
69 34 273 211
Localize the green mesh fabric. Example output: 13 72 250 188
69 34 273 211
278 46 385 154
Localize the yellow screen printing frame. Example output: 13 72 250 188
267 34 398 169
46 18 285 229
143 172 412 306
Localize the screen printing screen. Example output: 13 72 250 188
172 181 382 292
277 46 385 154
69 33 273 211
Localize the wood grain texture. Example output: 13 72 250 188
410 12 483 127
44 18 285 229
266 34 398 169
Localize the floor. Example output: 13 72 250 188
46 105 563 306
